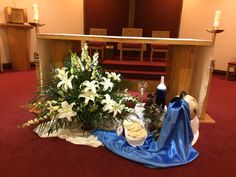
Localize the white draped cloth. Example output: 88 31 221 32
34 123 103 148
34 106 199 147
190 116 200 146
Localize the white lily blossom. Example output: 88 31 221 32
101 94 115 112
57 101 77 121
106 72 121 82
46 100 60 114
101 94 124 117
92 52 99 66
111 102 125 117
56 67 74 92
81 80 99 93
100 77 114 91
79 90 98 105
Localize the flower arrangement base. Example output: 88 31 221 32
81 123 95 132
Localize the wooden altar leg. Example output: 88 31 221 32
120 45 123 61
166 45 196 99
166 45 215 123
200 113 215 123
38 39 72 86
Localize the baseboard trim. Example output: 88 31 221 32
200 113 216 123
213 69 226 75
2 62 35 70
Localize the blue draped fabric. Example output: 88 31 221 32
93 99 199 168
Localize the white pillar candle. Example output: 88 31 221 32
33 3 39 23
213 10 221 29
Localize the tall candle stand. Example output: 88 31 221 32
201 28 224 122
206 28 224 72
207 29 224 47
29 22 45 88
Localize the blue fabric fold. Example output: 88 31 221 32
93 99 199 168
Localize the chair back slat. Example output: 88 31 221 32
122 28 143 37
152 31 170 38
90 28 107 35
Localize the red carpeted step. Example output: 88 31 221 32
117 70 165 75
101 59 166 79
108 69 165 80
101 59 167 67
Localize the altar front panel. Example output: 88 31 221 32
37 33 212 121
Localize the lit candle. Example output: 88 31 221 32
33 3 39 23
213 10 221 29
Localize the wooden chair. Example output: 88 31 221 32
87 28 107 59
150 31 170 61
117 28 147 61
225 61 236 80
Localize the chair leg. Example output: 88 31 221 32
140 44 144 62
120 49 122 61
150 48 153 62
165 51 168 60
140 50 143 62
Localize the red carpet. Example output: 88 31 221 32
0 70 236 177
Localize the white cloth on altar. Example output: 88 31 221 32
34 123 103 148
190 116 200 146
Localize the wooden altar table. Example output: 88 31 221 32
36 33 213 121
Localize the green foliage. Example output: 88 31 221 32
143 93 166 140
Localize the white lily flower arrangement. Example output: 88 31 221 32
21 43 137 134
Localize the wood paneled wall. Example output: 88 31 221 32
135 0 183 37
84 0 183 37
84 0 129 36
